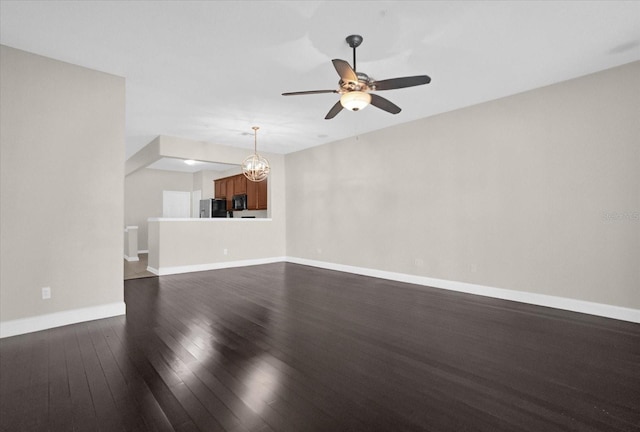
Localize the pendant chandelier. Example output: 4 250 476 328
242 126 270 182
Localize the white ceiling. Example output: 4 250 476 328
2 1 639 160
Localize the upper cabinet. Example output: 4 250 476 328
214 174 267 211
225 179 234 210
234 174 247 195
246 178 267 210
214 179 226 198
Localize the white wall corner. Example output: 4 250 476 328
147 266 160 275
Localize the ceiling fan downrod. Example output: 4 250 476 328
346 34 363 72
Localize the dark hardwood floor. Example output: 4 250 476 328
1 262 639 431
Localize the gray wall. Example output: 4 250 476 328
193 170 218 200
0 45 125 322
124 168 195 251
286 61 640 309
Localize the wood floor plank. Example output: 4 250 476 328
47 326 74 432
99 318 177 432
109 326 199 431
2 262 639 431
62 325 100 431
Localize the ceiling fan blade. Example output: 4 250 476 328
369 93 401 114
371 75 431 91
325 100 343 120
332 59 358 83
282 90 338 96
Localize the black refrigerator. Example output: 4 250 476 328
199 199 226 218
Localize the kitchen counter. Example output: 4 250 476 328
146 217 284 276
148 217 272 221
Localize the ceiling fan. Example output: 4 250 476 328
282 34 431 119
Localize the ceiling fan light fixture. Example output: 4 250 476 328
242 126 270 182
282 35 430 119
340 91 371 111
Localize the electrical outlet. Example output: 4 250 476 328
316 248 322 254
414 258 424 267
223 248 228 255
42 287 51 300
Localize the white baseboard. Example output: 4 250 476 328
147 265 159 275
124 254 139 262
146 255 639 323
4 258 635 339
286 257 640 324
0 302 126 339
150 256 287 276
138 249 149 254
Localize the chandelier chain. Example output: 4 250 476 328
252 126 259 154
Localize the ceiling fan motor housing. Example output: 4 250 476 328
339 73 371 93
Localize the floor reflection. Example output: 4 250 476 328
240 353 282 414
123 268 288 427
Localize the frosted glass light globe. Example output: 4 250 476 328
340 91 371 111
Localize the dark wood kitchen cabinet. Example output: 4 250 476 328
214 179 226 199
214 174 267 210
225 180 234 210
234 174 247 195
246 178 267 210
214 177 234 210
